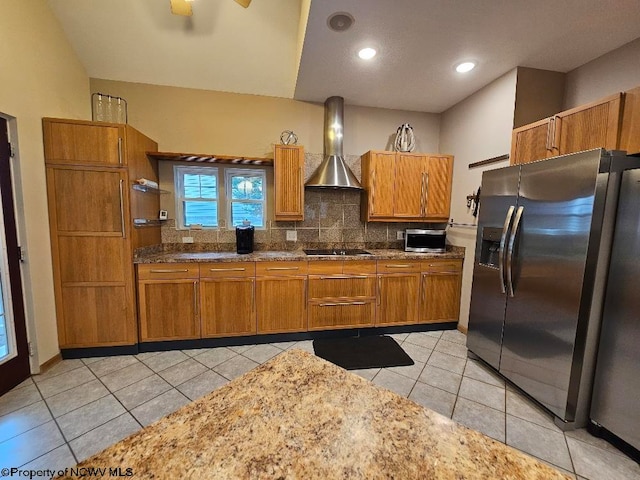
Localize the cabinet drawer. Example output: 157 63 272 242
307 260 377 275
344 260 376 274
376 260 422 273
256 261 307 276
421 259 463 273
308 275 376 300
308 300 375 330
137 263 199 280
308 261 343 275
199 262 255 278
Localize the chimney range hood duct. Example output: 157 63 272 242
305 96 363 190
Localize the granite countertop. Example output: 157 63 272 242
58 350 569 480
134 246 465 264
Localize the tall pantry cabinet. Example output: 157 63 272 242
43 118 160 349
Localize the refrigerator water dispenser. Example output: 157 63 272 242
479 227 503 268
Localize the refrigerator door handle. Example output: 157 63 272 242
499 206 516 294
506 206 524 297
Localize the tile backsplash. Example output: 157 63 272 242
161 153 443 250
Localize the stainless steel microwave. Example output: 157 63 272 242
404 229 446 253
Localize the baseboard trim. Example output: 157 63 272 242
61 344 139 360
457 324 468 334
59 323 459 357
39 353 62 373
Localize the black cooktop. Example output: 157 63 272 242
303 249 372 256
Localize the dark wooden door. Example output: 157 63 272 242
0 117 30 395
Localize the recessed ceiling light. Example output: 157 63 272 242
327 12 354 32
455 61 476 73
358 48 377 60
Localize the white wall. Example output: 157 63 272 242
0 0 90 366
564 37 640 109
439 69 518 329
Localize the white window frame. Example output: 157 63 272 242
225 168 267 229
174 165 219 229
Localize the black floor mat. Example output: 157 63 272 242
313 335 414 370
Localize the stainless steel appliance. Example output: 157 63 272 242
305 96 362 190
590 168 640 452
466 149 638 429
404 228 446 253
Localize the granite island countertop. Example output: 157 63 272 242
134 246 465 264
57 350 569 480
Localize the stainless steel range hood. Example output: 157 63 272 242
305 96 362 190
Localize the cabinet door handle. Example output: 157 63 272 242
371 170 376 213
545 118 553 151
193 281 198 318
319 302 367 307
149 269 189 273
421 273 427 304
377 276 382 306
551 115 559 150
304 279 307 309
298 166 303 205
117 137 123 165
252 279 255 311
209 267 246 272
119 179 126 238
266 266 299 271
420 172 426 216
424 173 429 215
384 264 413 268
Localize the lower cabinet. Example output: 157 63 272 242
136 257 463 342
199 262 256 337
307 260 376 330
256 261 308 334
137 264 200 342
376 261 422 326
419 260 463 323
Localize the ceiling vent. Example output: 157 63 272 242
327 12 354 32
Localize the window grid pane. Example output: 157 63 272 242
230 175 264 201
184 201 218 227
183 173 217 199
231 202 264 227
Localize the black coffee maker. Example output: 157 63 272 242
235 220 255 254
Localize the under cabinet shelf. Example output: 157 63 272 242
146 151 273 166
132 183 169 194
133 218 169 228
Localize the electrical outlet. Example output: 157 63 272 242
286 230 297 241
396 230 405 240
182 236 194 243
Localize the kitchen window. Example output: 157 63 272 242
225 169 265 228
174 165 266 229
175 165 219 228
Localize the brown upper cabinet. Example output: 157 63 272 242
361 151 454 222
43 118 159 349
510 93 623 165
274 144 304 221
620 85 640 155
44 120 125 166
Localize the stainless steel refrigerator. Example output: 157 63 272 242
466 149 638 430
590 168 640 451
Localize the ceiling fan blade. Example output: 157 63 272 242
234 0 252 8
170 0 192 16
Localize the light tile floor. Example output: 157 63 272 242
1 329 638 479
